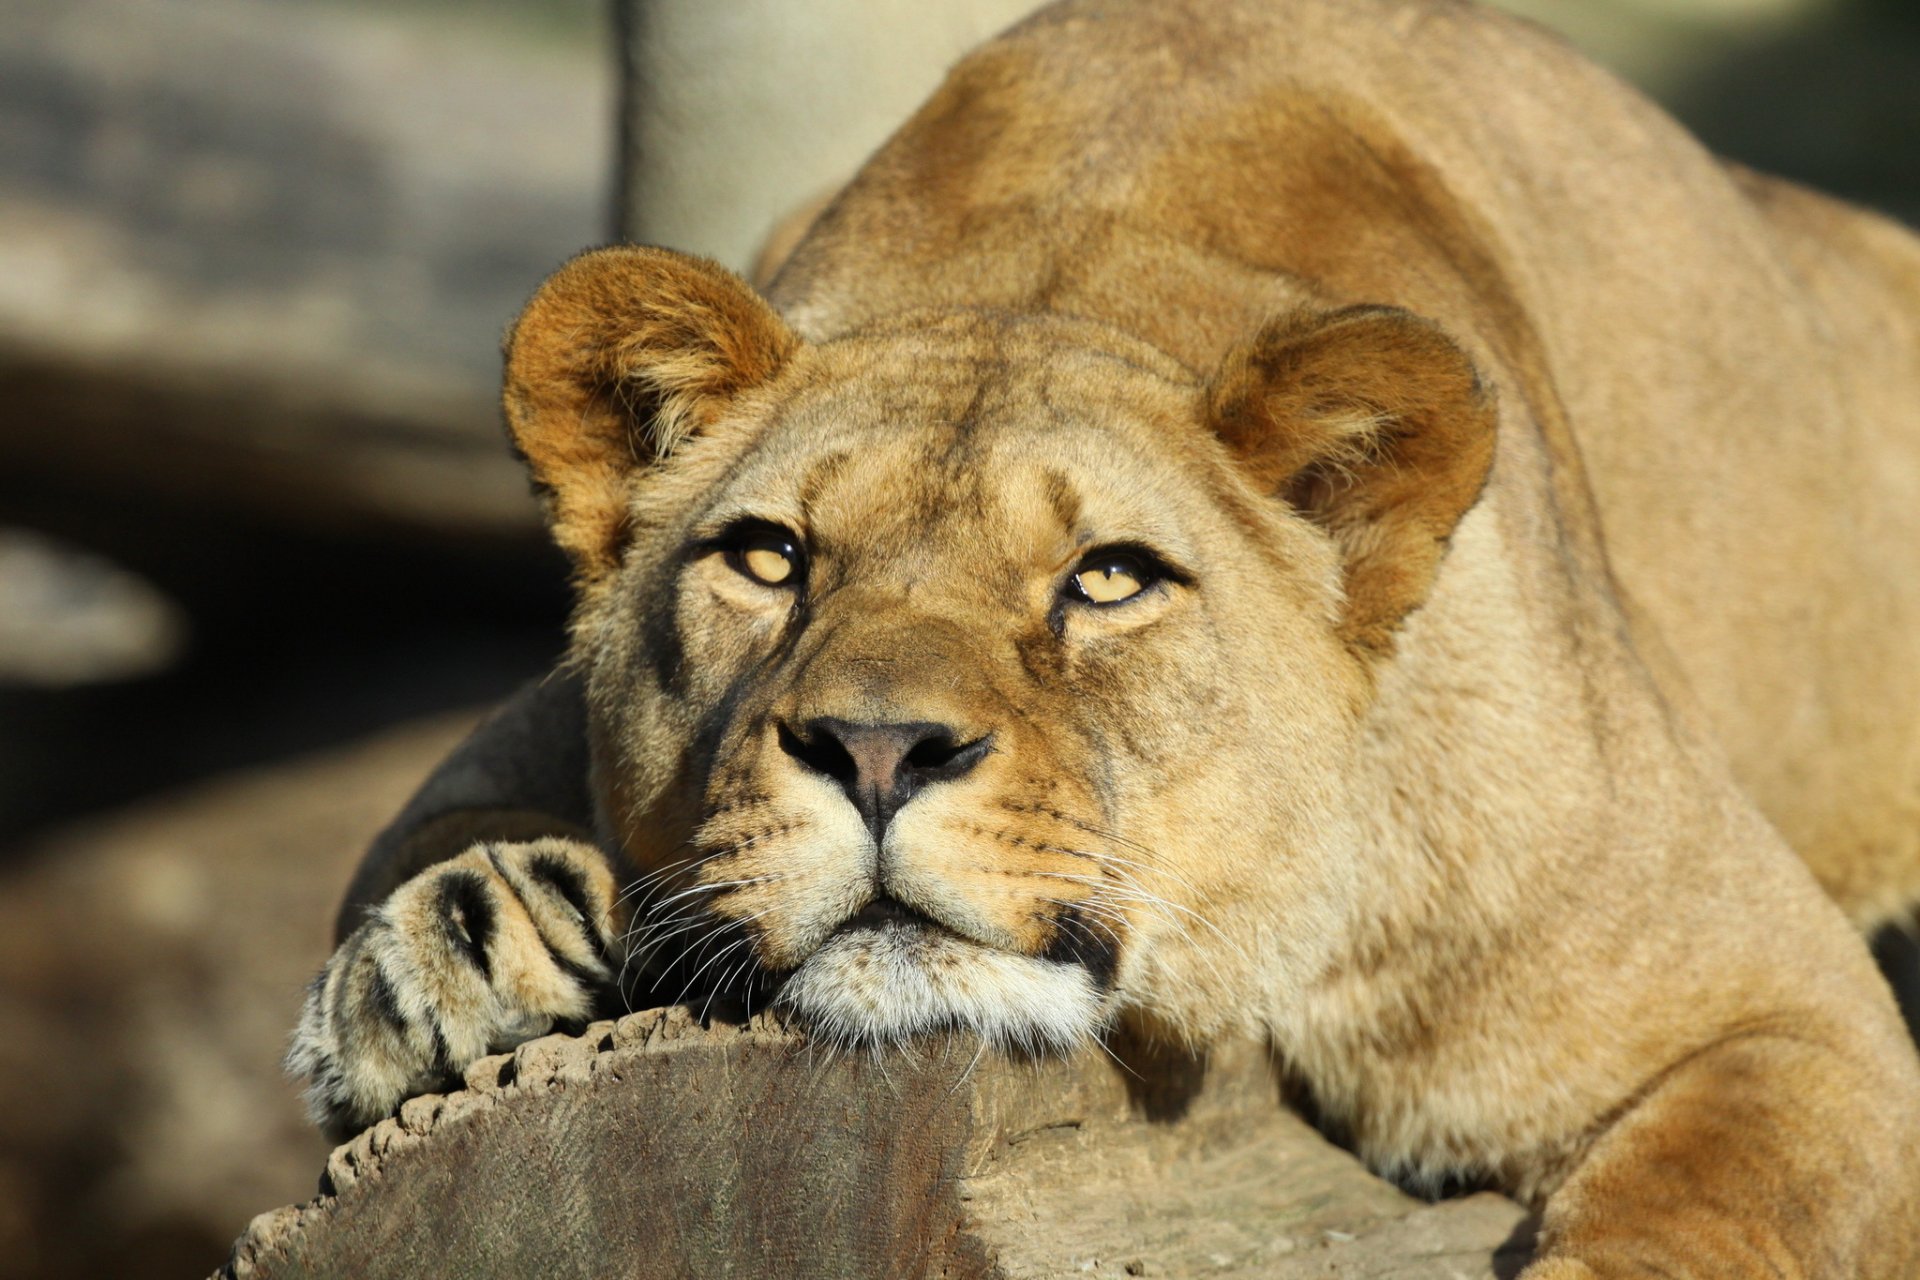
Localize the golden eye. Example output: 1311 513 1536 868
729 528 803 586
1071 554 1150 605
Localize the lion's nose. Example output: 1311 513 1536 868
779 717 992 838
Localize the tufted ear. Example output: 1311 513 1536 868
503 245 798 582
1208 305 1496 659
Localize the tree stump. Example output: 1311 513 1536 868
221 1010 1530 1279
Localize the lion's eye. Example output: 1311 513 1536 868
1070 553 1152 605
728 528 804 587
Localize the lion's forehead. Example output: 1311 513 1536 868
715 342 1213 577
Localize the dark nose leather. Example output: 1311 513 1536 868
780 717 991 838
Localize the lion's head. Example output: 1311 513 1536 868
503 246 1493 1052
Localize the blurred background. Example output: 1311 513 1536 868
0 0 1914 1276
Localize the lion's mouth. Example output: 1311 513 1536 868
772 896 1109 1053
839 893 942 933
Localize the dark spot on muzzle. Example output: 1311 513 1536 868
1040 904 1119 991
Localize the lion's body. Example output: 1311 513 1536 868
769 0 1920 932
294 1 1920 1273
1599 168 1920 927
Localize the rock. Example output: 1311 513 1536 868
217 1010 1531 1280
0 527 185 686
0 0 606 540
0 714 480 1280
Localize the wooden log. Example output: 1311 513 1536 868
221 1011 1528 1279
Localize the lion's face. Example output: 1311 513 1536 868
582 313 1365 1048
505 249 1493 1051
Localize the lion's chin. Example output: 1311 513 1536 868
773 922 1105 1053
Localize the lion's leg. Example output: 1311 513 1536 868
1522 1031 1920 1279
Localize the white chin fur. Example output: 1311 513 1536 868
775 923 1105 1053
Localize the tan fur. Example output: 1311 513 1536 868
749 187 839 290
1207 305 1497 657
303 0 1920 1272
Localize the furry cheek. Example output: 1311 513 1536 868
696 770 876 970
882 783 1132 956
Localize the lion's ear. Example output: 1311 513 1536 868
1208 305 1496 658
503 246 798 581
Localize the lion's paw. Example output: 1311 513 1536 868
287 837 623 1139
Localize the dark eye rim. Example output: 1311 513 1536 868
709 519 807 588
1060 544 1185 608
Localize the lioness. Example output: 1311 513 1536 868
287 0 1920 1273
